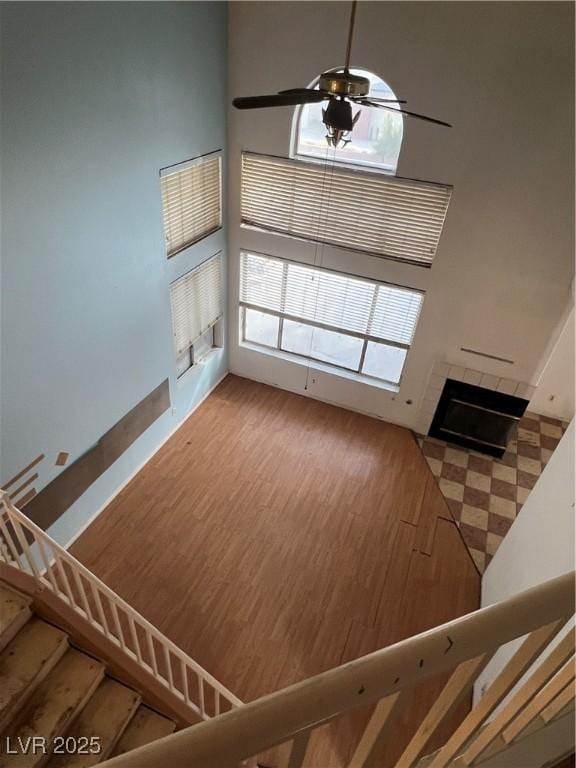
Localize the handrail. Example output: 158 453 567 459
0 490 242 721
100 571 574 766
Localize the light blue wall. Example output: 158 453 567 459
0 2 228 545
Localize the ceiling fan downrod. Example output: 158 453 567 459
343 0 358 74
318 0 369 105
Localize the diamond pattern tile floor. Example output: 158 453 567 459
416 411 569 574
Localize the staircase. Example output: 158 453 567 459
99 571 574 768
0 582 176 767
0 490 574 768
0 490 242 766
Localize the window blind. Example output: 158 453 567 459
241 152 452 267
170 253 223 355
161 153 222 257
240 251 423 347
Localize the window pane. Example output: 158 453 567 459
281 319 313 355
161 155 221 257
370 285 423 346
362 341 407 383
282 320 363 371
296 69 403 172
244 308 279 348
193 326 214 362
240 252 285 313
285 262 374 335
170 253 223 354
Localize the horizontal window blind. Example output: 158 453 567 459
170 253 223 355
161 153 222 257
240 251 423 347
241 152 452 267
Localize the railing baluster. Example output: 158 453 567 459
0 533 11 564
428 618 568 768
541 677 576 723
286 731 311 768
54 554 76 606
198 674 205 717
396 652 494 768
164 646 174 690
71 570 94 622
180 659 191 706
35 536 59 592
110 601 126 649
0 515 23 567
503 660 575 742
10 517 40 577
128 616 143 663
146 631 159 676
461 629 576 764
349 692 404 768
214 689 220 717
90 584 111 637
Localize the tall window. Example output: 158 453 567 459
241 153 452 268
292 68 403 173
170 253 223 378
239 251 423 388
160 151 222 258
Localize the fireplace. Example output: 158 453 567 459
429 379 529 457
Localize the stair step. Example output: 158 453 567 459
0 618 68 733
0 648 104 767
45 678 141 767
111 705 176 757
0 586 32 654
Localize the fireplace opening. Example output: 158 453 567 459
429 379 529 457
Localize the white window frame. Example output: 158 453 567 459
290 67 404 175
170 252 224 379
240 152 452 268
160 150 223 259
239 251 424 389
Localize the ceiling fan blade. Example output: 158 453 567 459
353 96 407 104
233 92 327 110
358 99 452 127
278 88 330 96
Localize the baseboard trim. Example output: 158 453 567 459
228 366 412 431
62 371 229 552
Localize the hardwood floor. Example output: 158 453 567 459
71 374 480 766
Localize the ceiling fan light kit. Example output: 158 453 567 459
232 0 452 147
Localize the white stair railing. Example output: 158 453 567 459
0 490 242 721
97 570 574 768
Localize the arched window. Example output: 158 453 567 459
291 68 403 174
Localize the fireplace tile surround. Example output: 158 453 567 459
414 361 536 438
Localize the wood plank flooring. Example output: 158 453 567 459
71 375 480 766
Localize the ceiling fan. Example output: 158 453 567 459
232 0 451 148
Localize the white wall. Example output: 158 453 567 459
476 420 575 699
228 2 574 428
530 305 575 421
1 3 228 544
